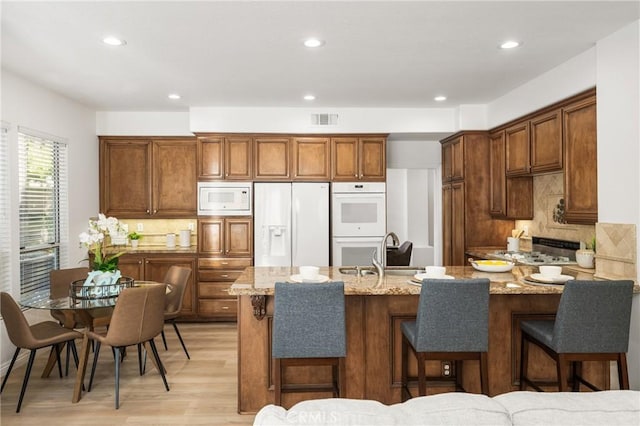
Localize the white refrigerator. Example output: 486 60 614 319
254 182 329 267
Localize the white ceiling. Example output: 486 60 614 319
2 1 639 111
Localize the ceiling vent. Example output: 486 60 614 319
310 113 338 126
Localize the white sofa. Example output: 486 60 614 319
254 391 640 426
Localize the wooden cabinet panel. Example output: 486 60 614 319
360 137 386 181
198 299 237 317
152 140 197 217
118 253 197 318
292 137 330 180
563 96 598 224
451 182 465 266
198 219 224 255
331 137 358 180
332 136 386 181
198 257 252 269
198 279 242 296
100 139 152 217
506 177 534 219
225 137 252 180
254 137 290 180
505 122 530 176
197 137 224 179
197 136 252 180
442 184 452 266
530 109 563 173
100 137 196 218
441 136 464 182
489 131 507 216
225 218 253 257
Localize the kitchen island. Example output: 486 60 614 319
229 266 637 413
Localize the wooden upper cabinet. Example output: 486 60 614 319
563 95 598 224
331 136 386 181
197 136 252 180
359 137 386 181
100 138 152 217
505 121 530 176
292 137 330 180
442 136 464 182
198 217 253 257
331 137 358 180
100 137 197 218
530 109 563 173
254 137 290 180
152 139 197 217
489 131 507 216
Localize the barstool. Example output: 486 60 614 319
401 278 490 400
520 279 634 392
271 281 346 406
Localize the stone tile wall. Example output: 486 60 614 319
595 222 637 282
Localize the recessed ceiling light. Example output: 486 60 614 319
168 94 181 100
434 96 447 102
303 94 316 101
303 38 325 48
103 36 126 46
500 40 520 49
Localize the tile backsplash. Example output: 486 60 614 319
595 222 637 281
117 219 197 248
515 172 595 246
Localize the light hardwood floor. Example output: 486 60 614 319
1 322 255 425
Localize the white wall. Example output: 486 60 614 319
96 111 191 136
488 48 597 127
1 70 98 370
595 20 640 390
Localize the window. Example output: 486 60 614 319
0 124 10 294
18 128 68 297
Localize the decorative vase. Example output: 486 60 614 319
576 249 595 269
131 239 139 249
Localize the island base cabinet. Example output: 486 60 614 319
236 294 610 413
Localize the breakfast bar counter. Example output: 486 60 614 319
229 266 635 413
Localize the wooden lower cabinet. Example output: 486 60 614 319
117 253 197 319
197 257 252 320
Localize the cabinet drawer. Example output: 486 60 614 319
198 258 252 269
198 282 234 298
198 269 243 282
198 299 237 317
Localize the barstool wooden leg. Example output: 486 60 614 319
557 354 569 392
520 334 528 391
479 352 489 395
455 360 463 392
417 352 427 396
401 337 409 401
572 361 581 391
338 358 346 398
273 358 282 406
618 353 629 390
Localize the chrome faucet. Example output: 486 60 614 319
380 231 400 268
372 249 384 277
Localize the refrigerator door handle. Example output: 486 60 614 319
292 199 297 265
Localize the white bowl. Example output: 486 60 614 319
470 260 514 273
424 266 446 278
539 265 562 278
299 266 320 280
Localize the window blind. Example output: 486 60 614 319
18 129 68 297
0 125 10 295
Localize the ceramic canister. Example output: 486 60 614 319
179 229 191 247
166 233 176 249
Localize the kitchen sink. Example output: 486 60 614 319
382 268 424 276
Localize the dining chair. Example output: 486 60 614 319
160 266 192 359
84 284 169 409
401 278 490 400
271 281 346 406
520 279 634 392
0 292 83 413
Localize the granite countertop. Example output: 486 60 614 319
228 265 621 296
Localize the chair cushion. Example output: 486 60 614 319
520 320 555 348
494 390 640 426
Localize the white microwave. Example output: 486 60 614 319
197 182 252 216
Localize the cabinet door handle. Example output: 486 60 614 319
221 306 229 310
221 274 229 278
153 209 157 214
221 262 229 265
146 209 150 214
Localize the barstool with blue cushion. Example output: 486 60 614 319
520 279 634 392
272 281 346 406
401 278 490 400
